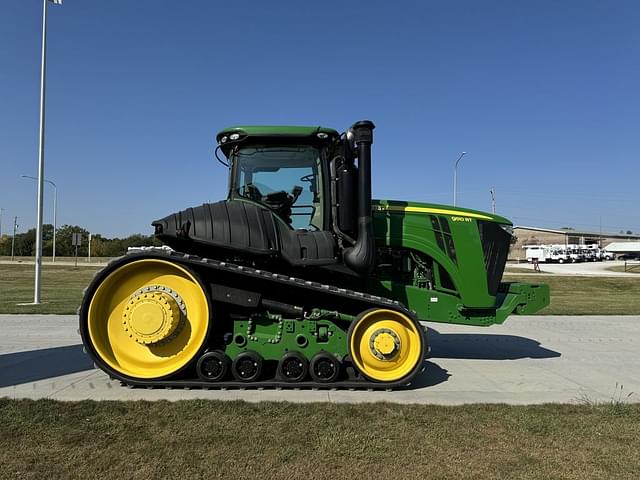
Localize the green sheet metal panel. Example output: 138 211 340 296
368 199 546 325
372 199 506 308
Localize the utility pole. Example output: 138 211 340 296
599 216 602 247
11 217 18 261
0 207 4 237
490 187 496 214
88 232 91 263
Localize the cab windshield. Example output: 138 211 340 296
232 145 323 230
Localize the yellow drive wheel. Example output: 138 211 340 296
86 258 210 380
348 308 423 383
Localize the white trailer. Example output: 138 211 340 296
524 245 570 263
524 246 548 263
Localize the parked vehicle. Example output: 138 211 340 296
581 247 598 262
600 249 615 260
548 246 572 263
526 243 616 263
524 245 570 263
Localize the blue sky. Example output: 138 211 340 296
1 0 639 237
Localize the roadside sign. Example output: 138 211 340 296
72 232 82 267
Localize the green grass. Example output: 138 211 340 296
0 264 100 314
508 274 640 315
0 399 638 480
0 255 110 264
606 265 640 274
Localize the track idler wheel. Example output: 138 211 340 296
348 308 424 383
196 351 230 382
309 352 340 383
277 351 308 382
232 351 263 382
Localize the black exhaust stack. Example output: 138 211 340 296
343 120 376 274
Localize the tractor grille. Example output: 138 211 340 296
477 221 511 296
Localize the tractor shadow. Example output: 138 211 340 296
426 327 562 360
0 345 93 388
405 328 561 389
402 361 451 389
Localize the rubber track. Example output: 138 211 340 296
80 248 428 390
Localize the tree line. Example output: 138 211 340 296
0 224 161 257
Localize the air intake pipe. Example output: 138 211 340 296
343 120 376 273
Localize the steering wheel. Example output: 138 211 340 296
299 173 314 183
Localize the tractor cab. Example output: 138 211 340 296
217 126 340 231
229 145 324 230
153 122 376 273
216 121 376 273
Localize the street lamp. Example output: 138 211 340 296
29 0 63 304
453 152 467 207
22 175 57 263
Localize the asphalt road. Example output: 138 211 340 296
1 314 639 405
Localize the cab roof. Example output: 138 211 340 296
216 125 340 156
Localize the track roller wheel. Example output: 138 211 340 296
196 351 230 382
84 258 210 380
277 351 308 382
309 352 340 383
232 351 263 382
348 308 423 383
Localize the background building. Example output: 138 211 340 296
509 227 640 261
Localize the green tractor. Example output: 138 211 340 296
79 120 548 388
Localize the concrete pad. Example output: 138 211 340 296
1 314 639 404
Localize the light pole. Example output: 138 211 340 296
0 207 4 237
453 152 467 207
31 0 62 304
22 175 57 263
